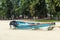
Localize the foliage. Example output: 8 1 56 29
0 0 60 20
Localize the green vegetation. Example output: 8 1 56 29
34 20 60 22
0 0 60 20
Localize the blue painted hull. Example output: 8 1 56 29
15 21 51 29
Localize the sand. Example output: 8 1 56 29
0 20 60 40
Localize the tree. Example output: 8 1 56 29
34 0 47 19
0 0 6 19
6 0 14 19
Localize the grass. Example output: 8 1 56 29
32 20 60 22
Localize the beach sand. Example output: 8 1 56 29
0 20 60 40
